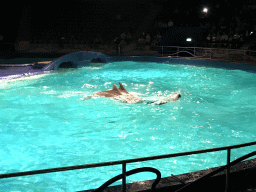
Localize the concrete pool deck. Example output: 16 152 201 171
0 61 52 81
2 55 256 81
0 65 47 81
1 50 256 82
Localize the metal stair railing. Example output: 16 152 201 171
230 165 256 191
0 141 256 192
87 167 161 192
175 150 256 192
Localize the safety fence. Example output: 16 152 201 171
0 141 256 192
158 46 256 63
2 42 256 65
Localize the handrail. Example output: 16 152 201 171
159 46 256 64
160 45 256 52
0 141 256 192
90 167 161 192
175 150 256 192
1 141 255 179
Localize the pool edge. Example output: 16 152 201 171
83 158 256 192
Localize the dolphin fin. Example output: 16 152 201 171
112 84 119 91
118 83 129 94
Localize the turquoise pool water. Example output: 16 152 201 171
1 61 256 191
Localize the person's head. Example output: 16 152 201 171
172 93 181 101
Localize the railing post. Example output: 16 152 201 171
161 46 163 57
225 149 231 192
122 163 127 192
244 50 246 62
177 46 179 57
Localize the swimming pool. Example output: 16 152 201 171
1 59 256 191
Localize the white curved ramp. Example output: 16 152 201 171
42 51 111 71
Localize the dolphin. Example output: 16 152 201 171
82 83 181 105
147 93 181 105
82 83 143 103
115 83 144 103
118 83 129 94
92 83 122 98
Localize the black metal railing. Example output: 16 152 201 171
159 46 256 64
2 43 256 65
0 141 256 192
92 149 256 192
90 167 161 192
175 150 256 192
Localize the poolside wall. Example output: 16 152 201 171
2 51 256 82
40 50 256 73
112 56 256 73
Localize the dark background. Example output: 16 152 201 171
1 0 256 47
